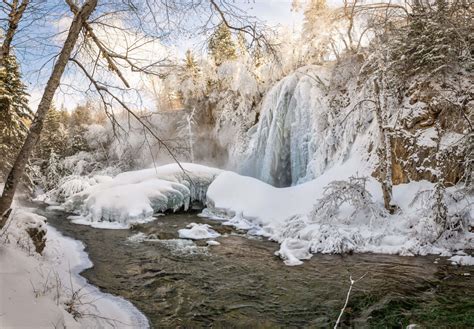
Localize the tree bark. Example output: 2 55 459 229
1 0 30 60
373 77 397 214
0 0 98 227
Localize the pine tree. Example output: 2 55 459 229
58 105 70 127
69 103 92 127
208 23 237 66
36 104 67 160
184 49 200 78
44 152 64 191
0 55 32 176
67 104 92 155
252 44 265 68
386 0 473 79
237 31 248 58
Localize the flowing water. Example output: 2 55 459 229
40 207 474 328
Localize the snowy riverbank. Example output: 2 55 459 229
206 168 474 265
41 160 474 267
0 208 149 328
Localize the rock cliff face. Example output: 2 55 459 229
389 74 473 186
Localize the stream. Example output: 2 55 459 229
39 207 474 328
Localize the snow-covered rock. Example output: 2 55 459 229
64 163 222 228
0 209 47 255
449 255 474 266
178 223 220 240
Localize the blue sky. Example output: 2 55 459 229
11 0 304 110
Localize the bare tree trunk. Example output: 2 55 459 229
1 0 30 60
373 77 397 213
433 119 447 229
0 0 98 228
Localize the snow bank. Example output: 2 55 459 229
0 210 148 328
206 155 474 265
0 208 48 254
64 163 221 228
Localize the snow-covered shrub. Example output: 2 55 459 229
310 176 385 225
53 175 110 203
408 185 473 245
62 151 98 176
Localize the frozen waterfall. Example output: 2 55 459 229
243 66 330 187
242 63 371 187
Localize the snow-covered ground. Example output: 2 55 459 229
43 157 473 267
206 164 473 265
0 209 149 328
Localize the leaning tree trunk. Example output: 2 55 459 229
0 0 98 228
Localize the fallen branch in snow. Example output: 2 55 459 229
334 272 367 328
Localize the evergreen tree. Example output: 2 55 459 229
36 104 67 160
177 49 206 101
44 152 63 191
0 55 32 176
386 0 473 79
67 104 92 155
69 103 92 127
208 23 237 66
252 44 265 68
237 31 248 58
58 105 70 127
184 49 200 78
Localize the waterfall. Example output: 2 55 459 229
242 64 367 187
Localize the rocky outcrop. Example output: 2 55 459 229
389 76 473 186
26 226 46 254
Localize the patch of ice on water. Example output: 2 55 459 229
449 255 474 266
157 239 208 256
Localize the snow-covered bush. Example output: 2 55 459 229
408 185 473 245
310 176 385 225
